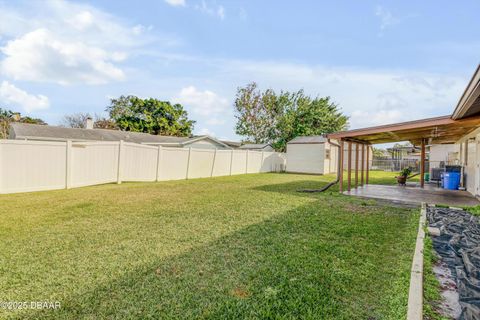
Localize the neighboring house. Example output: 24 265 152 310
386 145 421 160
220 140 242 149
429 144 459 165
8 122 231 150
238 143 275 151
286 136 338 175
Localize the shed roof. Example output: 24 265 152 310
9 122 229 148
287 136 327 144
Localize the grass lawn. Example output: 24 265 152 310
0 172 419 319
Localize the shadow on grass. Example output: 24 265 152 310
252 179 337 197
15 199 417 320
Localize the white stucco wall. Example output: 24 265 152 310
458 127 480 196
429 144 459 164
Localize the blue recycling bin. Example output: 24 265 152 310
443 172 460 190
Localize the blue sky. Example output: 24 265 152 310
0 0 479 141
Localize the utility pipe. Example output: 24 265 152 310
298 138 342 193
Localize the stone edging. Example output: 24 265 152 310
407 202 426 320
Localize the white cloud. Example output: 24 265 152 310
239 8 247 20
215 60 465 129
197 127 216 136
173 86 229 116
1 28 126 85
0 0 161 85
0 81 50 112
164 0 186 7
374 6 400 35
217 6 225 20
195 1 226 20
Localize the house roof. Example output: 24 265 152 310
452 64 480 120
287 136 327 144
9 122 230 148
238 143 272 150
220 140 242 148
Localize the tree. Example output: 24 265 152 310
106 95 195 136
274 92 348 151
234 83 349 151
372 147 387 158
62 113 92 129
0 108 46 139
93 114 117 130
234 83 285 143
61 112 117 129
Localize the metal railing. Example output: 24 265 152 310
371 159 421 172
370 159 460 173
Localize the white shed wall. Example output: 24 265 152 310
286 143 325 174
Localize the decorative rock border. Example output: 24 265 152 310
407 202 426 320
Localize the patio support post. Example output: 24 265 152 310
465 140 469 166
361 144 365 186
339 140 344 193
462 140 468 188
366 145 370 184
347 141 352 191
420 139 426 188
355 143 359 188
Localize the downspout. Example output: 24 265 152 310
298 138 342 193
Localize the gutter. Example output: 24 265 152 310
451 64 480 120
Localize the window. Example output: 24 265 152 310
325 149 331 160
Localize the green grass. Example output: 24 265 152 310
461 205 480 217
423 235 448 320
0 172 419 319
339 170 420 189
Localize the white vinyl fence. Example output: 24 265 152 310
0 140 286 194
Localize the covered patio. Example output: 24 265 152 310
344 184 479 206
327 115 480 206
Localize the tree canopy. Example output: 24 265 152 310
234 83 349 151
106 96 195 136
62 112 117 130
0 108 46 139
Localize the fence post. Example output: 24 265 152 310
156 145 163 182
117 140 124 184
65 140 72 189
186 147 192 179
229 150 234 175
261 151 265 172
210 149 217 177
245 150 249 174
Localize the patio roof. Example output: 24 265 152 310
329 65 480 193
327 114 480 145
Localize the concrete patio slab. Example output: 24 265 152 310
344 184 480 206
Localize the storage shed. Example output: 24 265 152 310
286 136 338 174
